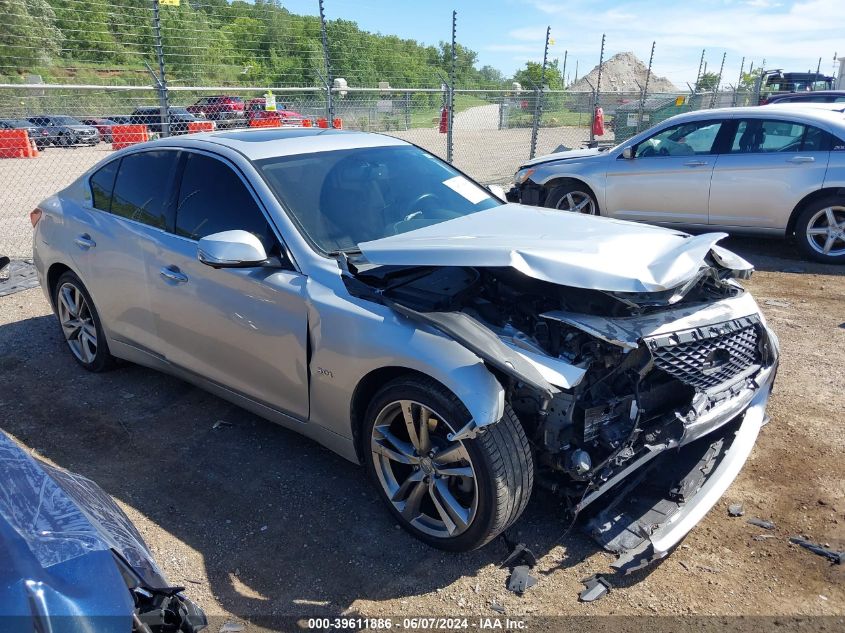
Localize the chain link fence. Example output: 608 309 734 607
0 0 762 259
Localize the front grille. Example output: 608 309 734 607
644 316 762 391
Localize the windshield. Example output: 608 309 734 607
3 119 32 128
256 145 500 254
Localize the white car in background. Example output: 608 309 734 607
509 105 845 264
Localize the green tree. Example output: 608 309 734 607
0 0 62 70
512 59 563 90
696 71 721 91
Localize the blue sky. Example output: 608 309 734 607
281 0 843 88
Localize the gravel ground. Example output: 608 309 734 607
0 236 843 631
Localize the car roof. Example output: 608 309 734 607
141 127 410 160
768 90 845 99
664 105 845 129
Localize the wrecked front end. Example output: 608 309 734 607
343 240 779 573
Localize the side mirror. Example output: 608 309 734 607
622 147 634 160
197 230 269 268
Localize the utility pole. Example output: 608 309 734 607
150 0 170 137
561 50 568 89
529 26 551 159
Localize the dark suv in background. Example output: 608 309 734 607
130 107 205 135
26 115 100 146
185 95 245 127
0 118 52 149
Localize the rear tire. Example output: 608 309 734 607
363 376 533 551
54 271 116 372
545 182 599 215
795 197 845 264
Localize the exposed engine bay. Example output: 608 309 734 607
342 250 779 561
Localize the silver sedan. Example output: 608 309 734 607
510 105 845 264
33 129 778 572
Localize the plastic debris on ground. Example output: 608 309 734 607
507 565 538 595
578 574 611 602
747 517 776 530
728 503 745 517
789 537 845 565
0 259 39 297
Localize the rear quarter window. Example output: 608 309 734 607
89 159 120 212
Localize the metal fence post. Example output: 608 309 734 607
529 26 550 160
589 33 605 147
636 41 655 133
151 0 170 137
732 57 745 106
710 51 726 108
318 0 334 125
447 10 456 164
694 49 706 93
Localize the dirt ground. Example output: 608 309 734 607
0 236 843 631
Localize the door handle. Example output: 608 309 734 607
683 160 708 167
788 156 815 164
159 266 188 284
74 234 96 250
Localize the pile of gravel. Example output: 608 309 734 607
569 51 679 93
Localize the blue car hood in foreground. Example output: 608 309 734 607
0 430 202 632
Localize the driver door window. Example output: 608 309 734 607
635 120 723 158
175 152 277 252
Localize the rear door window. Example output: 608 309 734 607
729 119 834 153
89 159 120 212
110 151 180 229
175 153 276 251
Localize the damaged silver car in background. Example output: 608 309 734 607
33 129 778 575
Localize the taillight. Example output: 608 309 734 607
30 207 43 228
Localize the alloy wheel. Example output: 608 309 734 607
555 190 596 214
371 400 478 538
806 206 845 257
57 282 98 364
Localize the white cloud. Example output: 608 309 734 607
496 0 843 85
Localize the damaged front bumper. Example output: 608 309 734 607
585 359 777 574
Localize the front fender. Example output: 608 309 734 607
305 279 506 453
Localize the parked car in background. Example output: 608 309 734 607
0 117 51 149
763 90 845 105
758 70 835 104
244 97 306 126
79 117 120 143
130 107 206 135
26 115 100 147
104 114 135 125
32 128 778 570
0 429 206 632
185 95 245 127
509 105 845 264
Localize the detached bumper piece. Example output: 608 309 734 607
584 367 773 575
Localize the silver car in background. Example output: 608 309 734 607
509 105 845 264
32 129 778 574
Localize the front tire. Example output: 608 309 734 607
545 182 599 214
54 271 115 372
364 376 533 551
795 197 845 264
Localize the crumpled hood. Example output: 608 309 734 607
358 204 737 293
522 146 604 167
